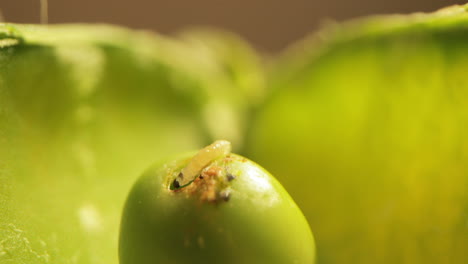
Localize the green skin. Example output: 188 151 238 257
119 153 315 264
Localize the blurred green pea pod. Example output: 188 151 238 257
0 24 263 264
247 4 468 264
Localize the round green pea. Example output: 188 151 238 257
119 151 315 264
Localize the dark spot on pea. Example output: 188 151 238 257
226 174 236 181
173 179 180 189
178 172 184 180
220 191 231 202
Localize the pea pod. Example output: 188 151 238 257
0 24 263 264
247 4 468 264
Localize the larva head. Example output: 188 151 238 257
119 141 315 264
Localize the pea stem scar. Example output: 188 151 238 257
172 140 231 189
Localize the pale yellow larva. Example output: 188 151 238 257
174 140 231 188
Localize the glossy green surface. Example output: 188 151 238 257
119 153 315 264
248 4 468 264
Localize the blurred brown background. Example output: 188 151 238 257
1 0 467 52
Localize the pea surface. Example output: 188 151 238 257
119 143 315 264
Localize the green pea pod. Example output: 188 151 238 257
0 24 263 264
247 4 468 264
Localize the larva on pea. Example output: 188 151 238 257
173 140 231 189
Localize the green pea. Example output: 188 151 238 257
119 141 315 264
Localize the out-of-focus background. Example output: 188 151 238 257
1 0 466 52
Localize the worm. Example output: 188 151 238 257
174 140 231 188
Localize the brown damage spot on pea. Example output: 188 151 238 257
202 166 223 177
176 164 234 204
